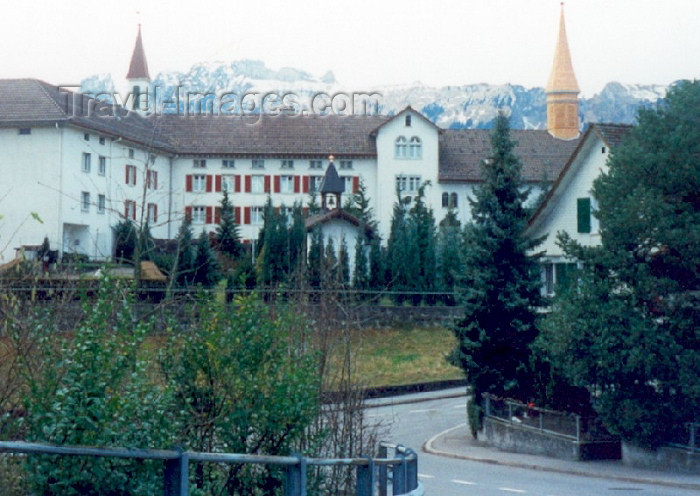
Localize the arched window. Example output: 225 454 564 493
450 192 458 208
409 136 422 158
395 136 407 158
442 192 449 208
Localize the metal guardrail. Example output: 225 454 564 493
483 394 617 443
668 422 700 453
0 440 421 496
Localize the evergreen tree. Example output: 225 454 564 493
437 209 462 305
538 81 700 448
368 235 385 292
113 220 137 262
307 228 323 292
216 189 242 258
287 202 306 274
338 235 350 286
174 215 195 287
323 237 338 289
137 221 155 261
193 230 221 288
307 190 321 216
408 182 438 304
353 231 370 295
260 197 287 286
449 113 544 436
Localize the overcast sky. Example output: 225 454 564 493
2 0 698 97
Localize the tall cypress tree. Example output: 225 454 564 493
353 231 370 295
408 182 437 304
368 235 385 292
387 197 418 304
338 236 350 286
437 209 462 305
216 189 242 258
449 113 544 436
174 215 195 287
307 228 323 292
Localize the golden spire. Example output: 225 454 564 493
546 3 580 140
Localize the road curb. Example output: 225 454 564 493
423 424 700 491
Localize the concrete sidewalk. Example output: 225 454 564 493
424 423 700 491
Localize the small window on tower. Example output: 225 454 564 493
405 115 411 127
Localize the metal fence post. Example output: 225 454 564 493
163 449 188 496
405 449 418 491
392 452 407 495
378 445 388 496
285 456 306 496
356 457 374 496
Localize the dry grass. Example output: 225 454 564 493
342 325 463 388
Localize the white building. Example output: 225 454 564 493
0 5 589 263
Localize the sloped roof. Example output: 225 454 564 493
370 105 441 135
439 129 581 183
320 162 344 194
126 25 150 80
305 208 375 237
0 79 173 151
156 113 390 157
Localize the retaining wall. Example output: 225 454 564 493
622 443 700 474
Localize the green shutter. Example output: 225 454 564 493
577 197 591 233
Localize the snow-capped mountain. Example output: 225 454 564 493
81 59 669 129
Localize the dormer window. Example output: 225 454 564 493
395 136 407 158
405 115 412 127
409 136 422 158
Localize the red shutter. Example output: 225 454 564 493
273 175 280 193
244 206 251 225
206 175 213 193
215 175 222 192
214 207 221 224
235 175 241 192
125 165 129 184
275 207 281 214
302 207 309 217
302 176 309 193
124 201 128 218
294 176 301 193
353 176 359 194
245 175 252 193
131 202 136 220
206 206 213 224
265 175 272 193
154 171 158 189
185 206 192 220
154 204 158 223
234 206 241 224
186 175 192 192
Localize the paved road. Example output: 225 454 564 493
367 390 698 496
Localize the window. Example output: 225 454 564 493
280 207 294 222
97 194 106 214
147 203 158 224
147 170 158 190
99 136 106 145
98 156 106 176
409 137 422 158
192 206 206 224
124 200 136 220
126 165 137 186
405 115 411 127
309 160 323 170
396 175 421 193
192 174 207 193
442 192 449 208
309 175 323 193
251 206 264 225
252 159 265 169
18 128 31 135
222 174 235 192
341 176 353 194
222 159 235 169
577 197 591 233
281 159 294 170
251 175 265 193
82 153 91 173
542 262 578 296
83 133 90 141
339 160 353 170
128 148 135 159
81 192 90 212
395 136 407 158
450 192 458 208
193 159 206 169
280 175 294 193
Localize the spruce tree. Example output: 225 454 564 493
408 182 437 304
113 220 137 262
338 235 350 286
387 197 418 304
287 202 306 274
449 113 544 436
368 235 385 292
193 230 221 288
353 231 370 295
437 209 462 305
307 228 323 292
216 189 242 258
539 81 700 448
174 215 195 287
323 237 338 289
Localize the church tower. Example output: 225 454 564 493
546 3 580 140
126 24 151 114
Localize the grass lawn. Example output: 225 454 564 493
346 326 463 388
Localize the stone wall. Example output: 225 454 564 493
622 443 700 474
